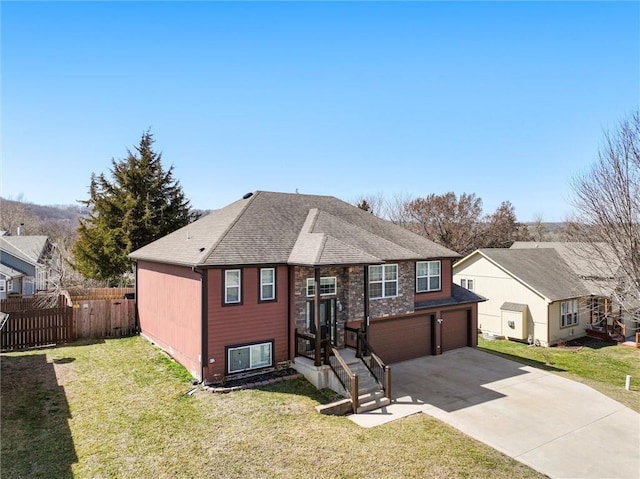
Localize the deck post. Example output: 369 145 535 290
384 366 391 399
363 265 369 356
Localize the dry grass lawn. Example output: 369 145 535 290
1 337 545 479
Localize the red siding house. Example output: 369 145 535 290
129 191 483 402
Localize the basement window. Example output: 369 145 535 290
227 342 273 374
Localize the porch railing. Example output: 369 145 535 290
613 319 626 337
345 324 391 400
294 329 330 364
328 346 359 413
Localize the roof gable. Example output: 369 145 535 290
288 209 383 266
0 236 49 265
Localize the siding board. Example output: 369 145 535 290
206 266 289 380
137 261 202 379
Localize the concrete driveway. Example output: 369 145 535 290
349 347 640 479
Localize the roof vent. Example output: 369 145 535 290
199 247 205 252
242 192 253 200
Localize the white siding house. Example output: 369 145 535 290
453 247 595 346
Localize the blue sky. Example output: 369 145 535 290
2 1 638 221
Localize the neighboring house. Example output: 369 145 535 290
0 235 60 300
129 191 483 387
453 242 634 347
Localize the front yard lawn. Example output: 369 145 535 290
1 337 544 479
478 336 640 412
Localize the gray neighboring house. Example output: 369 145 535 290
0 234 59 299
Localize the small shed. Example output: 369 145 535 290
500 302 529 341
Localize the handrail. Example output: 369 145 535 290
294 329 330 364
355 331 391 400
328 346 359 413
613 319 626 337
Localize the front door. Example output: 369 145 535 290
306 299 337 345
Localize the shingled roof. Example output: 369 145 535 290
0 235 50 265
129 191 460 267
469 248 592 301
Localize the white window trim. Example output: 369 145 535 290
224 269 241 304
227 342 272 374
460 278 474 291
0 279 5 293
6 279 13 292
416 260 441 293
260 268 276 301
306 277 337 297
561 299 578 327
369 264 398 299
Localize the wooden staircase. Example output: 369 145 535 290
345 355 391 414
586 318 627 343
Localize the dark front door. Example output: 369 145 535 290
306 299 337 344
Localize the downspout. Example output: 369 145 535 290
287 265 292 363
363 265 369 341
193 266 208 383
134 262 139 333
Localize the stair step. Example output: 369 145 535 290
358 384 382 396
356 395 391 414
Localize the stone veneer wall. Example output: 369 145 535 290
294 262 418 346
367 261 415 319
293 266 350 347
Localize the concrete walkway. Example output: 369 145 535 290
348 347 640 479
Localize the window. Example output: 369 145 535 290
227 342 273 374
460 278 474 291
369 264 398 299
561 300 578 327
0 280 5 293
224 269 241 304
260 268 276 301
6 280 13 292
306 277 337 297
416 261 441 292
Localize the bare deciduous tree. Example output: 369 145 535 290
352 192 386 217
352 191 531 255
568 110 640 316
483 201 532 248
530 213 548 242
404 192 483 255
0 198 41 236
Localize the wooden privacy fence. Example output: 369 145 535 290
1 290 137 351
72 298 136 339
1 296 74 351
66 287 135 301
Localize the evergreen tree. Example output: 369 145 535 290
73 131 193 284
